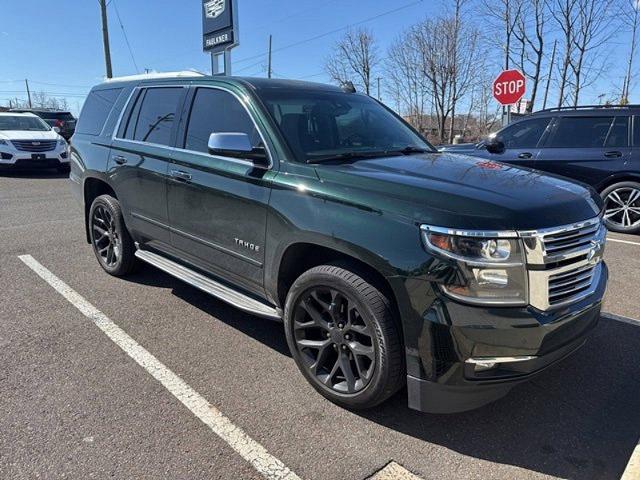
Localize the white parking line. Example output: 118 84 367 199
621 439 640 480
608 237 640 247
18 254 301 480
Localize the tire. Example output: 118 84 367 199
89 194 138 276
601 181 640 234
284 264 404 410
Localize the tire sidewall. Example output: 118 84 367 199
284 267 395 409
601 181 640 234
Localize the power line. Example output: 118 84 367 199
111 0 140 73
231 0 424 67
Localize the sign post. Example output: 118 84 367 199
492 69 526 126
202 0 238 75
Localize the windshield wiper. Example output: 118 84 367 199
393 145 431 155
306 151 391 164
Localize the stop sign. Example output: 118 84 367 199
493 69 526 105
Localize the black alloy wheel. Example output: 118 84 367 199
284 264 404 410
293 286 376 394
89 194 137 276
92 204 121 268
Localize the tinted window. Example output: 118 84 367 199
38 112 75 121
496 117 551 148
129 87 183 146
634 116 640 147
258 89 432 162
76 88 122 136
546 116 614 148
184 88 261 153
604 116 629 147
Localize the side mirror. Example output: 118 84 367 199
208 132 268 166
53 126 61 134
485 137 505 154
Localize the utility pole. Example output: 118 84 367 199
267 35 273 79
25 79 32 108
542 40 557 110
376 77 381 100
99 0 113 79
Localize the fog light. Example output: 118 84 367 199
466 355 537 372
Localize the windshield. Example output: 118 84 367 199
258 89 434 163
0 115 51 132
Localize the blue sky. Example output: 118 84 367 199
0 0 635 115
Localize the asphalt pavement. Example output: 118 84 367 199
1 171 639 480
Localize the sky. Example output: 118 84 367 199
0 0 636 115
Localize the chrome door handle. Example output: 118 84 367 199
604 151 622 158
518 152 533 159
113 155 127 165
170 169 192 182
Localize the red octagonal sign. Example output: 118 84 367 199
493 69 526 105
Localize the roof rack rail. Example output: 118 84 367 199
537 104 640 113
103 70 207 83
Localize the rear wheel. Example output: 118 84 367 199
601 181 640 234
89 194 137 276
284 264 404 409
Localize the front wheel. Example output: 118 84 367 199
284 264 404 410
601 181 640 234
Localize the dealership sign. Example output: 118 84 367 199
493 69 526 105
202 0 238 53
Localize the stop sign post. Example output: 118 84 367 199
493 69 526 125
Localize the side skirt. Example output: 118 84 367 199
134 249 281 320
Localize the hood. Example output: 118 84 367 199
0 130 59 141
314 152 602 231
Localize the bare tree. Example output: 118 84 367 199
481 0 524 70
511 0 548 111
551 0 578 106
325 28 379 95
31 91 70 110
620 0 640 103
385 27 432 133
568 0 617 105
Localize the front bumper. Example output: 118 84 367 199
398 261 608 414
0 146 69 170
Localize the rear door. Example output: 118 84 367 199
109 86 187 251
477 116 552 168
534 115 632 188
167 86 273 295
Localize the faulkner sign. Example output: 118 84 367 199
202 0 237 53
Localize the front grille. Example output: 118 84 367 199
541 221 600 257
548 264 597 306
523 217 605 310
11 140 57 152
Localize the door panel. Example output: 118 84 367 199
481 116 552 168
108 86 187 250
534 116 632 188
167 150 272 294
108 140 173 248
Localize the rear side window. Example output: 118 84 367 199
496 117 551 148
545 117 615 148
634 116 640 147
76 88 122 136
604 116 629 147
127 87 183 146
184 88 261 154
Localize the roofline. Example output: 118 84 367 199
102 70 206 84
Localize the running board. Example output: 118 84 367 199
134 249 281 320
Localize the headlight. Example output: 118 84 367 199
421 226 528 306
0 139 7 145
58 138 67 148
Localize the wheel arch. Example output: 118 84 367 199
275 242 403 339
596 172 640 193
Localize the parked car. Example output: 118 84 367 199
0 112 70 172
70 73 607 413
445 106 640 234
10 108 76 140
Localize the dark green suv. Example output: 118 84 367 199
70 73 608 413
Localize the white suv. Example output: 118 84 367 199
0 112 70 172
